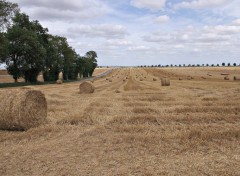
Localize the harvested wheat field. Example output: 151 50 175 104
0 67 240 175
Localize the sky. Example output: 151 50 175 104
5 0 240 66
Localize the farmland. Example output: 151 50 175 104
0 67 240 175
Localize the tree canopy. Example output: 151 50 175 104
0 0 19 30
0 2 98 83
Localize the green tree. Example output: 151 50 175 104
61 40 78 80
5 12 46 82
85 50 97 62
43 35 65 81
76 56 86 78
0 0 18 30
0 32 8 62
82 57 91 77
85 50 98 77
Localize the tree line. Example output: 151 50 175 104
139 62 240 68
0 0 98 83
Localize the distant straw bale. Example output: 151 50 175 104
153 78 157 81
79 81 95 94
179 78 183 80
161 78 170 86
221 73 230 75
140 78 143 81
109 79 112 82
224 76 230 80
56 79 62 84
58 72 63 80
0 89 47 131
115 90 121 93
233 76 240 81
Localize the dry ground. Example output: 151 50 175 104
0 67 240 175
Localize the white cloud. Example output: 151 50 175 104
11 0 111 21
203 25 240 34
232 19 240 26
68 24 127 39
143 20 240 51
155 15 170 24
128 46 150 51
193 48 202 52
106 39 133 46
173 44 185 49
174 0 229 9
6 0 240 66
11 0 105 11
25 7 104 22
131 0 166 10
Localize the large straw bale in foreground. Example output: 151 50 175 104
0 89 47 131
79 81 95 94
161 78 170 86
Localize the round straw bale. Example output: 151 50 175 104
0 89 47 131
123 79 126 82
109 79 112 82
79 81 95 94
153 78 157 81
115 90 121 93
224 76 229 80
58 72 63 80
140 78 143 81
233 76 240 81
221 73 230 75
106 78 109 80
56 79 63 84
179 78 183 80
161 78 170 86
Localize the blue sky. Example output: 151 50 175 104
6 0 240 66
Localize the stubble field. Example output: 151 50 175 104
0 67 240 175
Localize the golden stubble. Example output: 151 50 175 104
0 67 240 175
